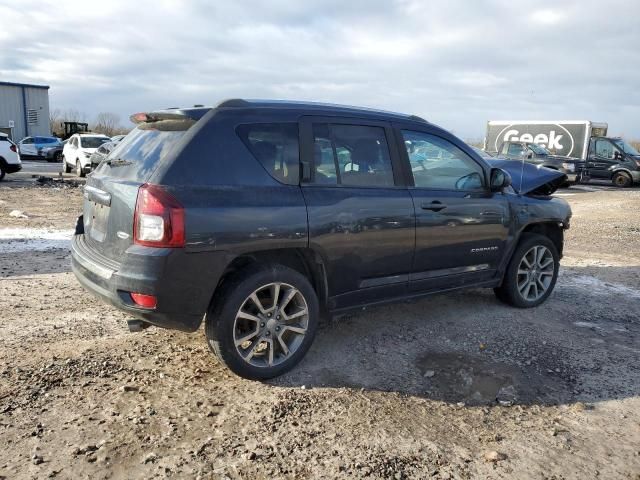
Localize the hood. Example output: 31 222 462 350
487 159 567 195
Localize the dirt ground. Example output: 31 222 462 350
1 172 639 479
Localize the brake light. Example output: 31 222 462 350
130 292 157 309
133 184 185 247
9 145 16 153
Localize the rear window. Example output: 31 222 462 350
237 123 300 185
96 119 194 181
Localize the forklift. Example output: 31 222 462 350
60 121 89 140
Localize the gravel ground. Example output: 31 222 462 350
1 179 639 479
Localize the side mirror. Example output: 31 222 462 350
614 151 623 161
490 168 512 192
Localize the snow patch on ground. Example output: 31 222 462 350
560 274 640 299
0 228 74 253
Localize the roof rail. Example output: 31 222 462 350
215 98 428 122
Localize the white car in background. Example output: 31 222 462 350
62 133 110 177
0 133 22 181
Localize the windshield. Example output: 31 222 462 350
528 143 550 155
612 138 640 156
80 136 109 148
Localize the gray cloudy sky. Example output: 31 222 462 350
1 0 638 139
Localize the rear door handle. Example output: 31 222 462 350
421 201 447 212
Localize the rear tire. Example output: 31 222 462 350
612 171 632 188
205 264 319 380
62 156 71 173
494 233 559 308
0 163 5 181
76 159 85 178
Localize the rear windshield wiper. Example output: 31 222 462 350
106 158 133 167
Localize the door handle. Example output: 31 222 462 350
421 201 446 211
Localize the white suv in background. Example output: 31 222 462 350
0 133 22 181
62 133 110 177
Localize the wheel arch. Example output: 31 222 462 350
520 222 564 257
211 247 329 315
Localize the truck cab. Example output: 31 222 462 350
496 141 585 184
587 137 640 187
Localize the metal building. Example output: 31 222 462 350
0 81 51 141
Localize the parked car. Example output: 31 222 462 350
495 141 586 185
62 133 110 177
17 136 63 159
41 140 64 162
71 99 571 380
89 140 120 170
0 133 22 180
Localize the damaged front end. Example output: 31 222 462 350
487 159 567 196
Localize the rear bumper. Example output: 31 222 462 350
4 162 22 174
71 231 228 332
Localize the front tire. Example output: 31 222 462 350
612 171 632 188
0 163 5 181
62 156 71 173
205 264 319 380
76 159 85 178
494 233 559 308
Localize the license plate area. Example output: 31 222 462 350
87 201 109 242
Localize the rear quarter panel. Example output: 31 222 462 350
154 109 309 256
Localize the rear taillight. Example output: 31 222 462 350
9 145 16 153
133 184 185 247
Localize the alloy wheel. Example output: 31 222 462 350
516 245 555 302
233 282 309 368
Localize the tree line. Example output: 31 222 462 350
49 109 131 137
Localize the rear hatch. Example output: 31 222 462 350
82 110 205 263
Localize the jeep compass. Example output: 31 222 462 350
71 99 571 379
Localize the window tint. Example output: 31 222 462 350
402 131 485 190
507 143 525 156
311 124 394 187
22 138 34 144
237 123 299 185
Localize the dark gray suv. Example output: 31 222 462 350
71 99 571 379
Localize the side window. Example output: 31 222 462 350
23 137 33 144
507 143 524 156
237 123 299 185
402 130 485 191
311 124 394 187
595 139 616 159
